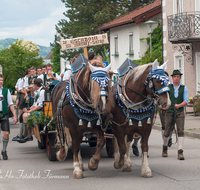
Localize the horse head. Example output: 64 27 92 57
145 59 171 108
85 60 113 115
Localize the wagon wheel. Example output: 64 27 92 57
106 138 115 158
46 133 57 161
89 137 97 147
38 134 46 149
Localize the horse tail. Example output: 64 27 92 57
56 127 72 162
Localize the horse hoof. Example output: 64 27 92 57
80 164 84 171
88 158 99 171
114 162 122 169
122 166 132 172
73 172 84 179
142 171 153 178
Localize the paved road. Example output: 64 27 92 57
1 122 200 190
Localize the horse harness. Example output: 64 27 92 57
112 67 170 127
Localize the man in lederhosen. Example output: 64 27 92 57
17 78 45 143
162 70 188 160
43 63 60 86
0 74 17 160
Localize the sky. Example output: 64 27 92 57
0 0 67 47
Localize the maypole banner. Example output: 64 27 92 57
60 33 109 51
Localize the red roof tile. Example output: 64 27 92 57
99 0 161 31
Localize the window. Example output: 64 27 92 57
174 52 184 84
129 33 134 54
173 0 183 15
114 36 119 56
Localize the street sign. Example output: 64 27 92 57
103 61 109 67
60 33 109 51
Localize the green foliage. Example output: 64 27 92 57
133 23 162 65
26 111 56 131
0 38 52 57
55 0 148 61
27 111 46 129
0 40 43 92
50 39 61 74
194 83 200 113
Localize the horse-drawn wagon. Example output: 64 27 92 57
32 73 115 162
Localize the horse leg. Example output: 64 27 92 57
71 131 84 179
88 127 105 171
122 135 133 172
141 130 153 178
113 131 126 169
65 127 84 171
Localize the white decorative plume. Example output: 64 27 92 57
158 60 168 70
88 62 112 73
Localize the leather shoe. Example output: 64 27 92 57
12 135 19 141
17 136 27 143
132 145 139 156
24 136 33 141
1 151 8 160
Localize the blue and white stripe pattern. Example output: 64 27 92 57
150 69 169 86
91 70 110 87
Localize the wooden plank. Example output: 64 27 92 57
84 47 88 59
33 124 41 142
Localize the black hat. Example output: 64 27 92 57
171 69 183 76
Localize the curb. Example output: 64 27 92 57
153 124 200 139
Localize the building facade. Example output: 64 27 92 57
99 0 162 71
163 0 200 97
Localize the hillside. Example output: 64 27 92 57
0 38 52 58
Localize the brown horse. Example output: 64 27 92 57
51 59 114 178
109 60 171 177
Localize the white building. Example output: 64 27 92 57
99 0 161 70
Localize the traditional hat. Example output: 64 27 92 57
171 69 183 76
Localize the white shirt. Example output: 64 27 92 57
15 78 22 89
63 70 72 81
23 76 29 90
34 87 45 108
0 87 13 111
18 77 25 91
37 74 44 82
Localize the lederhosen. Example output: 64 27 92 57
164 84 185 137
0 88 10 132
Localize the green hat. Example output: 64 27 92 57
171 69 183 76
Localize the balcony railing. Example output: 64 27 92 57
167 12 200 43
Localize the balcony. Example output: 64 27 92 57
167 12 200 43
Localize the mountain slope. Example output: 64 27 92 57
0 38 52 58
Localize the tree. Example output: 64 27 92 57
0 40 43 92
54 0 149 61
133 23 162 65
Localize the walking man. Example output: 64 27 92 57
162 70 188 160
0 74 17 160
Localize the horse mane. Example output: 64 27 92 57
131 63 153 83
83 59 105 88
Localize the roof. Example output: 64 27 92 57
44 50 53 59
99 0 161 32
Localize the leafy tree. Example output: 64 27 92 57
54 0 149 61
0 40 43 92
133 23 162 65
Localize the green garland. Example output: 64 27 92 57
26 111 56 131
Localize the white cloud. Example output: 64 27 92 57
0 0 66 46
